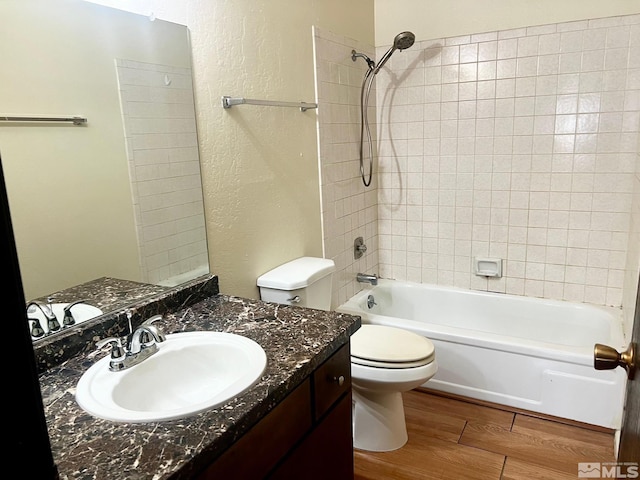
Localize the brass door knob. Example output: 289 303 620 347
594 343 637 380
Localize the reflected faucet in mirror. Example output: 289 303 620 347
26 300 59 338
62 300 88 327
26 298 103 340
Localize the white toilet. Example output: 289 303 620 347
258 258 437 452
350 324 437 452
257 256 336 310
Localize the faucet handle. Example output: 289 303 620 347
96 337 125 360
96 337 127 372
28 318 46 338
47 315 61 333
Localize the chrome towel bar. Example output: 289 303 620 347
0 115 87 125
221 96 317 112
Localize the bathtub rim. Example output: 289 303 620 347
338 279 626 368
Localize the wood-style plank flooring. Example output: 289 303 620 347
354 389 616 480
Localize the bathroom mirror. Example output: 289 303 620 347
0 0 209 338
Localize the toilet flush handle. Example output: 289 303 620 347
287 295 301 304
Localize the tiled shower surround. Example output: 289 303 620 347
370 14 640 308
358 15 640 312
314 27 380 308
315 15 640 312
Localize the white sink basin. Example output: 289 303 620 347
28 302 103 336
75 331 267 423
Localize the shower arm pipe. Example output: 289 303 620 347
221 96 317 112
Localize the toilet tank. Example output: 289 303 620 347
257 257 335 310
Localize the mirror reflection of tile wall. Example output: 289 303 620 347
115 59 208 286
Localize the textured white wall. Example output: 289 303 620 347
141 0 375 298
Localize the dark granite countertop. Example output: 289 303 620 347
39 293 360 479
31 277 170 345
33 277 169 314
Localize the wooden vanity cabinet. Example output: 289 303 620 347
197 343 354 479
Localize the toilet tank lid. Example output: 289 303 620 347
257 257 335 290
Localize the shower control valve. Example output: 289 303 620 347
354 237 367 259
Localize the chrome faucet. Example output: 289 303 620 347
128 318 166 355
356 272 378 285
62 299 89 326
26 300 60 334
96 315 166 372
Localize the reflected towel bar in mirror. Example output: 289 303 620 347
221 96 317 112
0 115 88 125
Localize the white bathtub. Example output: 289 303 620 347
338 279 627 429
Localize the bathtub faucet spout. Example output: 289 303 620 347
356 272 378 286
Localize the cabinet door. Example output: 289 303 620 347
269 392 354 480
197 380 312 479
313 343 351 420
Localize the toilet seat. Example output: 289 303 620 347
350 325 438 452
351 324 435 369
351 359 438 388
351 356 433 368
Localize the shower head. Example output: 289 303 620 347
373 31 416 74
393 31 416 50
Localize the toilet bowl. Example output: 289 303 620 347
350 324 437 452
256 260 435 452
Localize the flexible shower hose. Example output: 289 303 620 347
358 68 376 187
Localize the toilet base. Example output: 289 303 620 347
352 389 408 452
